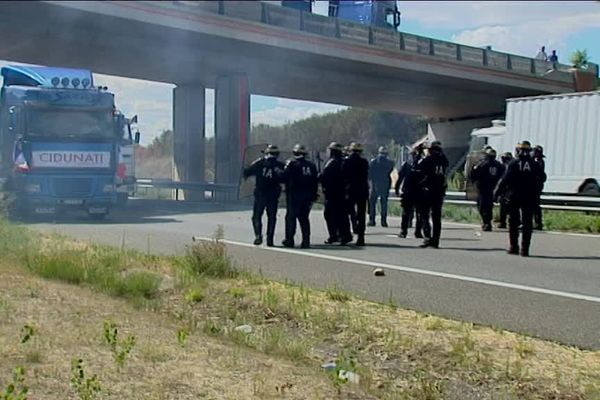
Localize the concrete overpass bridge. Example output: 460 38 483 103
0 0 596 196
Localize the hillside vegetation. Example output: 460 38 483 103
134 108 426 180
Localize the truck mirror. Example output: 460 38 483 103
134 131 141 144
131 115 138 124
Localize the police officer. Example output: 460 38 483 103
494 141 546 257
532 145 546 230
319 142 349 244
243 144 284 246
471 147 503 231
341 142 369 246
415 141 448 248
281 144 318 249
497 152 513 229
368 146 395 227
395 145 425 238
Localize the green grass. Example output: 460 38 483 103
24 244 160 303
388 201 600 233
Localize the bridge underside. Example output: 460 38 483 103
0 1 563 118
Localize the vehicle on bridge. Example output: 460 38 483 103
279 0 401 29
0 65 129 218
466 91 600 195
114 112 140 205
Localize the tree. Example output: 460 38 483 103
570 49 589 69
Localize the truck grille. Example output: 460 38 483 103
53 178 93 197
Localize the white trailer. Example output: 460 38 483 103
469 91 600 195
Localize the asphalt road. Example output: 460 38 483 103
28 199 600 349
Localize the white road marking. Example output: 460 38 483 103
193 236 600 304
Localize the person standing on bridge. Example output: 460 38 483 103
532 145 546 230
395 144 426 238
471 147 504 232
497 151 513 229
494 141 546 257
415 141 448 248
341 142 369 246
319 142 351 244
243 144 285 247
281 144 319 249
368 146 395 227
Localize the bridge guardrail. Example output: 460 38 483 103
165 1 598 85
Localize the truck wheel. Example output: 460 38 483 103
117 193 129 206
578 179 600 196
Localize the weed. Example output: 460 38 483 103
227 287 246 299
0 366 28 400
26 251 86 284
328 351 358 394
20 325 34 344
260 287 280 312
515 338 534 359
177 328 189 346
24 350 42 364
326 285 351 302
258 326 311 360
103 320 136 369
185 287 204 303
181 235 237 279
70 359 101 400
424 317 445 331
450 327 477 366
112 271 161 300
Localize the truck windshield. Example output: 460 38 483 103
26 108 115 139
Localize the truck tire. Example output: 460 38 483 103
578 179 600 196
116 192 129 206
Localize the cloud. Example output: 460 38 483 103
252 99 346 126
402 1 599 31
451 10 600 60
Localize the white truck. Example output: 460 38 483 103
115 114 140 205
468 91 600 195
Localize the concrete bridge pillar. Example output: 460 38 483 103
214 74 250 201
173 84 206 201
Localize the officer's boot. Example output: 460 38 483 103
253 235 263 246
507 228 520 255
521 230 532 257
356 234 365 247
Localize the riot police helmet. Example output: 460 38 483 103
378 145 388 155
328 142 343 151
292 143 308 156
348 142 364 153
533 145 545 157
264 144 280 156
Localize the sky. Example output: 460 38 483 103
1 1 598 145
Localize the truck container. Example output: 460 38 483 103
468 91 600 195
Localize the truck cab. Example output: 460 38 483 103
0 65 122 219
328 0 401 29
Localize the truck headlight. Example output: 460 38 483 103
25 183 41 193
103 184 115 193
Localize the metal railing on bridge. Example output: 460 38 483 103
135 178 238 201
166 1 598 85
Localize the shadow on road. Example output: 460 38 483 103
529 255 600 261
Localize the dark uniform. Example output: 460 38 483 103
415 141 448 248
368 146 395 227
532 145 546 230
341 142 369 246
319 142 348 244
243 145 284 246
395 148 427 238
494 141 546 257
471 148 504 231
281 144 318 248
497 152 513 228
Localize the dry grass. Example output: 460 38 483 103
0 267 342 399
1 222 599 399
